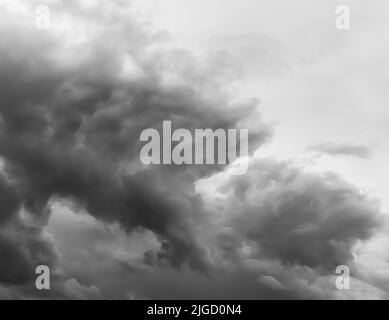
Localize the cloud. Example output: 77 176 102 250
61 278 101 300
0 0 269 289
34 157 384 299
210 159 381 270
0 0 386 300
0 225 56 285
308 142 372 159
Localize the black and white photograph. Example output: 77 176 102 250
0 0 388 305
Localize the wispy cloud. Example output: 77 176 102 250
308 142 372 159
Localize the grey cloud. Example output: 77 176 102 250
0 0 270 289
0 1 385 300
215 159 382 271
33 158 384 299
308 142 372 159
0 224 56 285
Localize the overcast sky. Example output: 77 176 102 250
0 0 388 299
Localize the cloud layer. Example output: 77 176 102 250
0 0 386 299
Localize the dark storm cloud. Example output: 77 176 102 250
216 159 382 271
0 0 270 287
308 142 372 158
0 171 56 286
0 176 20 225
0 223 55 285
0 1 385 299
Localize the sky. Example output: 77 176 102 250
0 0 388 299
134 0 389 211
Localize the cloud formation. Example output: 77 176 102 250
0 0 386 299
0 0 268 286
308 142 372 159
209 159 381 271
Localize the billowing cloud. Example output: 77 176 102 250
207 159 381 270
0 0 268 287
308 142 372 159
0 0 386 299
